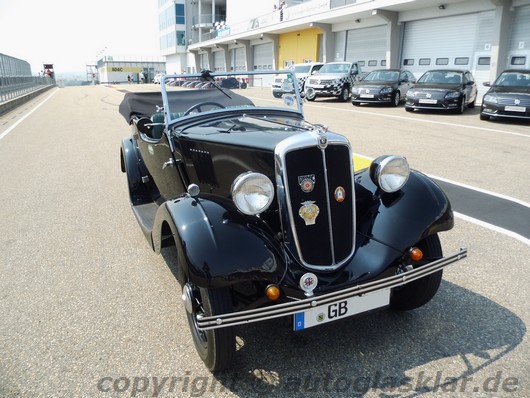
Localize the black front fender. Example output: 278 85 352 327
355 168 454 251
152 196 285 289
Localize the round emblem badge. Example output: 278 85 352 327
334 186 346 202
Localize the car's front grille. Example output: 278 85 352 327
275 131 355 271
497 96 530 106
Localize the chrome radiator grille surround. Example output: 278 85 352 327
275 130 356 271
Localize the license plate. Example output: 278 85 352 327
360 94 374 98
419 99 437 104
293 288 390 331
505 105 526 112
312 85 324 89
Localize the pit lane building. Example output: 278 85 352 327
158 0 530 95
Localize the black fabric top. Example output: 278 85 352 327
118 89 254 123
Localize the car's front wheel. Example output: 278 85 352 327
272 91 283 98
338 85 350 102
457 97 465 114
480 112 490 120
182 282 235 371
392 91 401 107
390 234 443 311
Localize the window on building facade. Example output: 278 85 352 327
403 59 414 66
511 56 526 66
436 58 449 65
368 60 377 66
455 57 469 65
176 4 185 24
478 57 490 65
419 58 430 65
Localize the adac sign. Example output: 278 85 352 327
112 67 123 72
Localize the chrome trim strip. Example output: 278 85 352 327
196 247 467 330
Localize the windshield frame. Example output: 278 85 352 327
160 70 304 127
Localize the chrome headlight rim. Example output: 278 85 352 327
369 155 410 193
231 172 275 215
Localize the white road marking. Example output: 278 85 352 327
0 89 58 142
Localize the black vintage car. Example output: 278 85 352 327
351 69 415 107
405 69 478 113
119 70 466 371
480 69 530 121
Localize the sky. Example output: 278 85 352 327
0 0 160 76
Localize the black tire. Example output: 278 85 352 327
457 98 465 114
184 283 235 371
272 91 283 99
338 85 350 102
405 106 414 112
392 91 401 107
305 87 316 101
468 98 476 108
390 234 443 311
479 113 490 121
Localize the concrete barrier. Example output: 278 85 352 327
0 85 56 116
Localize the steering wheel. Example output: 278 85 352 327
183 101 226 115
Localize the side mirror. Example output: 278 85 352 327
466 81 475 86
483 81 491 87
135 117 162 140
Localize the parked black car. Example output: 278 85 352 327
480 69 530 121
405 69 478 113
119 70 466 371
351 69 415 107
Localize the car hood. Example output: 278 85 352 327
309 73 348 80
412 83 462 92
355 82 397 89
485 86 530 95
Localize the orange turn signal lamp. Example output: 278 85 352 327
265 284 281 301
409 247 423 261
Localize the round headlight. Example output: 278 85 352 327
232 172 274 215
370 155 410 193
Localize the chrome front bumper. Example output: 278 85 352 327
196 247 468 330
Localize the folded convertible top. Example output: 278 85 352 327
118 89 254 123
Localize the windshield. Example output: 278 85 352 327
493 71 530 87
318 63 351 74
363 70 399 82
418 71 463 84
159 70 304 125
292 65 311 74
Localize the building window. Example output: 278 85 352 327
358 61 365 67
403 59 414 66
419 58 431 65
177 31 186 46
478 57 490 65
368 60 377 66
381 60 386 66
436 58 449 65
511 56 526 66
455 57 469 65
176 4 185 24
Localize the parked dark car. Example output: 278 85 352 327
119 70 466 371
480 69 530 121
220 77 241 89
405 69 478 113
351 69 415 106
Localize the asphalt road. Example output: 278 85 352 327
0 85 528 398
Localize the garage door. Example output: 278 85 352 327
506 4 530 69
232 47 246 72
345 25 387 72
253 43 274 87
402 14 480 80
213 50 225 71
